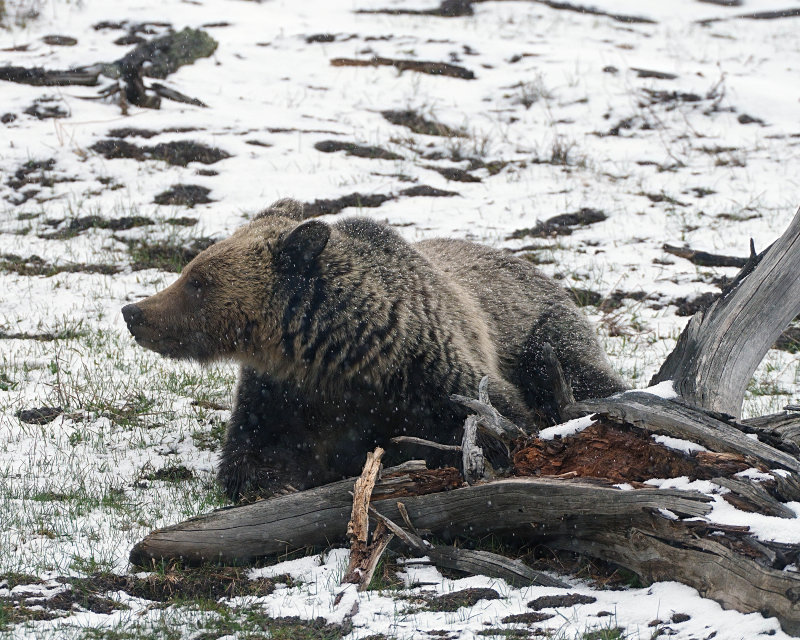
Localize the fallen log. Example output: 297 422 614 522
130 474 711 566
0 28 215 111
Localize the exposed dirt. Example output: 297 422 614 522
153 184 213 207
0 253 120 276
145 464 194 482
500 612 555 623
425 166 482 182
90 139 231 166
108 126 160 139
39 215 155 239
303 193 394 217
15 406 63 425
358 0 475 18
399 185 458 198
382 109 468 137
672 291 718 317
416 587 501 612
314 140 403 161
507 208 607 240
70 566 278 602
24 96 69 119
527 593 597 610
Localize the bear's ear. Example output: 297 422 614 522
276 220 331 269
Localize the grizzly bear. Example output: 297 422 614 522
122 198 626 500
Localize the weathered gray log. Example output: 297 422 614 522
713 476 796 519
652 207 800 417
542 514 800 636
574 392 800 474
130 475 710 566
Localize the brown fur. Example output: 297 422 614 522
122 199 626 500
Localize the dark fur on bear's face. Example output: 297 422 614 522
123 198 627 501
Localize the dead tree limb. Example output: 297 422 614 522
653 207 800 417
342 448 392 590
130 475 710 566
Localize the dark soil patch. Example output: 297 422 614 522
146 464 194 482
108 127 159 139
306 33 338 43
527 593 597 610
314 140 402 161
166 216 199 226
418 587 501 612
641 192 687 206
90 139 231 166
568 288 650 310
16 406 63 424
303 193 394 217
425 166 482 182
358 0 475 17
245 139 272 147
382 109 467 137
40 215 155 239
7 158 57 190
42 35 78 46
72 567 277 602
501 612 554 624
673 291 718 316
2 113 17 124
399 185 458 197
775 327 800 353
0 253 120 276
24 96 69 119
633 68 678 80
738 113 766 125
642 89 701 104
124 236 215 272
154 184 213 207
507 208 607 239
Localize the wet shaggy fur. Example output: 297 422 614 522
122 199 626 500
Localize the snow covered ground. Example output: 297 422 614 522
1 0 800 637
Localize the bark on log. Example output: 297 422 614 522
652 207 800 417
543 514 800 636
130 475 710 566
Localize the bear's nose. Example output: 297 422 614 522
121 304 144 328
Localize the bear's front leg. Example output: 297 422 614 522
218 367 313 501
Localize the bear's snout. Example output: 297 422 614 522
121 304 144 330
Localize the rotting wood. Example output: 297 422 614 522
342 448 391 590
573 392 800 474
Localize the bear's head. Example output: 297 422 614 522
121 200 331 366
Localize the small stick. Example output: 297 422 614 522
391 436 461 452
